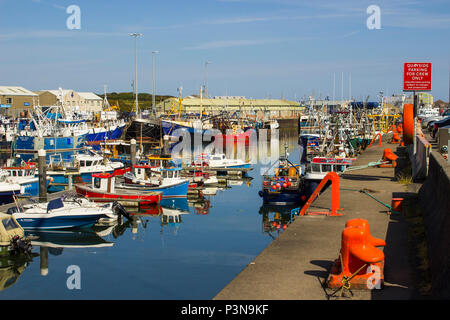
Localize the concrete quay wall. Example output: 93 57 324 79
418 151 450 298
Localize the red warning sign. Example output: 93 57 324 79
403 62 432 91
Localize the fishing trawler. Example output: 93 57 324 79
303 157 355 197
46 152 124 192
258 145 305 205
2 163 52 197
75 172 162 206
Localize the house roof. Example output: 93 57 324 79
0 86 38 96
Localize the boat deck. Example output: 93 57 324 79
0 190 69 213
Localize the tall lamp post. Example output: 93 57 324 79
129 32 142 115
152 50 159 116
204 61 211 98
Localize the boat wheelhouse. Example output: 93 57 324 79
46 152 124 192
122 166 189 198
303 157 355 198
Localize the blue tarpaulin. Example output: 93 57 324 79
46 113 62 119
47 198 64 212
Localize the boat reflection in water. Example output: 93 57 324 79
26 229 114 250
259 204 299 239
159 198 190 235
189 197 211 215
0 252 37 291
25 228 114 277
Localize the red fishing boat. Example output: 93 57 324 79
75 172 162 206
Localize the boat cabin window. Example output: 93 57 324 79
336 165 346 172
86 161 92 167
94 177 101 189
2 217 20 231
322 164 332 172
12 171 17 176
79 160 85 167
312 164 321 172
18 170 23 176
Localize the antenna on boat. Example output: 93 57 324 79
103 84 110 110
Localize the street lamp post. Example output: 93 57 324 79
204 61 211 98
152 50 159 116
129 32 142 115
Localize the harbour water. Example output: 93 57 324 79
0 129 300 299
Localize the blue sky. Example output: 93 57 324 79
0 0 449 101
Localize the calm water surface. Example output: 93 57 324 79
0 130 300 299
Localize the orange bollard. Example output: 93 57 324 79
379 148 398 168
327 225 385 291
391 132 401 144
345 218 386 247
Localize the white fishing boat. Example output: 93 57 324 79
122 166 189 198
10 196 118 230
47 152 124 192
0 170 22 205
2 163 53 197
193 153 251 169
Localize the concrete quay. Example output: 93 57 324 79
214 138 415 300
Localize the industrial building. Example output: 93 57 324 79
0 86 38 117
36 89 103 113
156 96 302 119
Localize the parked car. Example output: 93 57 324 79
422 109 450 130
432 116 450 138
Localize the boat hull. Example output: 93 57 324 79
14 134 87 163
86 124 126 150
14 214 104 230
75 184 162 206
120 179 189 198
259 189 304 205
0 190 21 205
